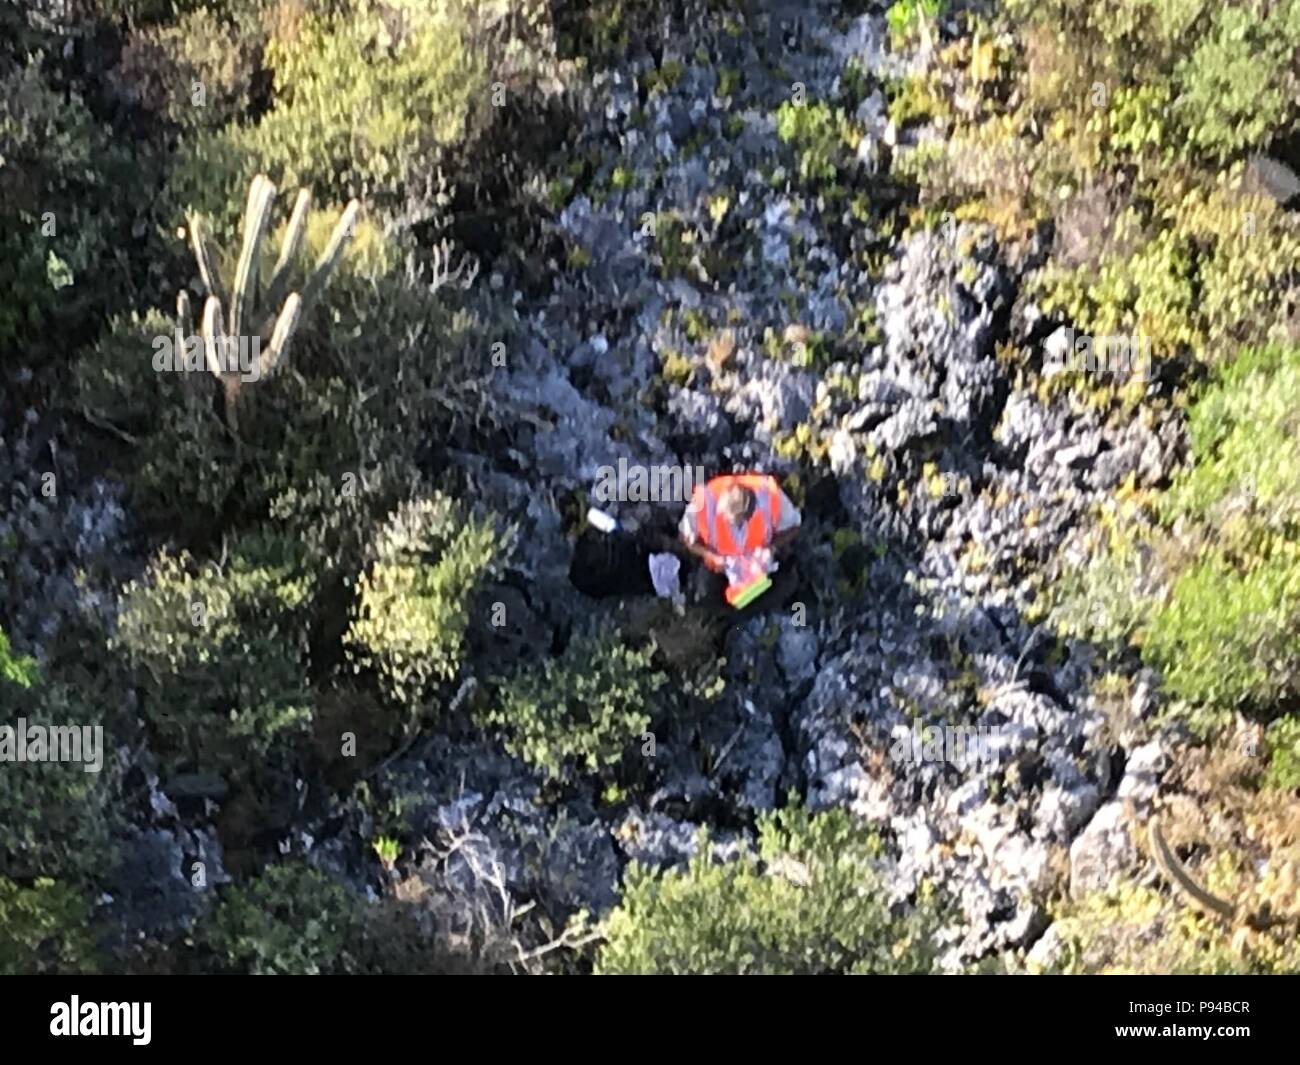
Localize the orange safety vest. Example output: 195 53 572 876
691 474 782 570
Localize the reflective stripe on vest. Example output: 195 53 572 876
694 475 779 556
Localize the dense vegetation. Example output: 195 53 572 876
1 0 1296 975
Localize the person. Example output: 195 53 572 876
678 473 800 604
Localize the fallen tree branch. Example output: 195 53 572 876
1148 816 1236 924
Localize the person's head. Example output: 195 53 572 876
718 484 756 526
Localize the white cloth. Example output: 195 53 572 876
648 552 682 599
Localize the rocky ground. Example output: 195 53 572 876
1 1 1196 969
328 3 1185 967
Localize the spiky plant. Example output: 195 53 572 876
182 174 360 431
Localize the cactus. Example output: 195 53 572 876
181 174 361 432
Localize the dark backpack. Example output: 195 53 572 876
568 530 655 598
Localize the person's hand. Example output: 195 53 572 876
728 551 771 584
702 548 726 572
683 538 725 572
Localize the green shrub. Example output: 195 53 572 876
0 627 37 688
1143 346 1300 710
1046 880 1266 974
266 462 408 578
0 64 127 356
77 159 501 588
345 495 499 714
1161 345 1300 531
480 626 663 782
0 877 100 975
596 807 940 974
1174 3 1300 160
131 399 252 536
112 533 317 774
1034 175 1300 365
1008 0 1300 158
1054 345 1300 719
170 0 489 218
774 100 861 187
905 0 1300 369
195 863 356 974
1141 539 1300 709
1263 717 1300 791
75 309 185 436
886 0 946 47
92 347 373 541
0 670 125 882
78 196 393 537
195 862 500 974
113 3 267 133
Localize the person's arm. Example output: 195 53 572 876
678 498 723 570
770 486 802 553
682 535 726 572
771 526 800 551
